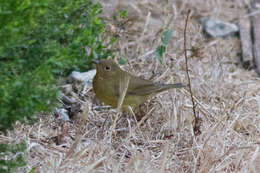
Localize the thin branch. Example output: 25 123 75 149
183 10 201 136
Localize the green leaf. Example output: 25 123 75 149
162 29 172 45
119 10 127 19
155 45 166 63
93 17 100 25
28 167 36 173
118 57 126 65
0 142 26 173
93 50 98 59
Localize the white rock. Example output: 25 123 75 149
69 70 96 84
200 17 239 38
54 108 70 122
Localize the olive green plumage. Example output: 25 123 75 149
93 59 185 109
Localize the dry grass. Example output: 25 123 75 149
1 0 260 172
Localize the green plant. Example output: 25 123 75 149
0 0 115 171
0 0 114 131
119 10 127 19
0 142 26 173
118 57 127 65
155 29 172 63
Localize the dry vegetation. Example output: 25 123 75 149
2 0 260 172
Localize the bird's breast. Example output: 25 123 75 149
93 75 119 108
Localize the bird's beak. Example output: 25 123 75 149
92 59 99 65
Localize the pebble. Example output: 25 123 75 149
200 17 239 38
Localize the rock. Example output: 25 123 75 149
69 70 96 85
54 108 70 122
61 94 76 105
60 84 73 95
251 0 260 75
200 17 239 38
239 17 254 70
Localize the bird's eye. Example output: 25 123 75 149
105 65 111 71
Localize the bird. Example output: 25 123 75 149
92 59 185 110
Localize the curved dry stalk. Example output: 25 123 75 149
183 10 201 136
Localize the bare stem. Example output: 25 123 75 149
184 10 201 136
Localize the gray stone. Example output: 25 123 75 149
69 70 96 85
54 108 70 122
200 17 239 38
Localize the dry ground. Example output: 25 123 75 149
2 0 260 172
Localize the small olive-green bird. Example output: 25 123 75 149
92 59 185 109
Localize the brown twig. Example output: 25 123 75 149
183 10 201 136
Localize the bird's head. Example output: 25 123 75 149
92 59 122 79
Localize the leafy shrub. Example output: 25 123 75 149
0 0 114 171
0 0 114 131
0 142 26 173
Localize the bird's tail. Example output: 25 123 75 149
165 83 187 89
145 83 186 95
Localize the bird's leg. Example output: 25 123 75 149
127 105 147 140
111 75 130 133
127 106 138 124
117 75 130 111
127 106 141 131
110 112 120 134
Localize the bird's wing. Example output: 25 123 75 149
127 75 161 96
127 75 185 96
